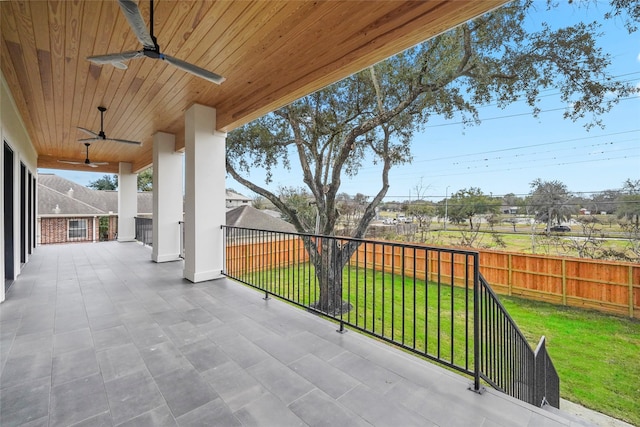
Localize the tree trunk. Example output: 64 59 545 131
303 236 358 314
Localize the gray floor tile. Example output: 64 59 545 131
328 350 402 393
253 333 309 365
93 325 133 351
289 354 360 399
0 350 53 389
154 366 219 418
15 316 54 336
338 384 432 426
50 373 110 426
6 331 53 357
182 339 230 372
233 393 306 427
181 308 215 326
139 341 189 378
289 389 371 427
117 404 177 427
53 347 100 385
69 410 113 427
53 328 93 355
218 334 271 368
150 310 185 327
0 377 50 427
176 398 242 427
96 343 146 382
128 323 169 348
288 330 346 361
246 358 316 406
202 361 268 412
104 369 166 425
0 243 587 427
163 321 207 348
88 313 123 332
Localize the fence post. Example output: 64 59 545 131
630 265 634 319
562 259 567 306
473 253 481 393
508 253 512 296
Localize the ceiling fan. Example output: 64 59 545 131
78 106 142 146
58 143 109 169
87 0 225 85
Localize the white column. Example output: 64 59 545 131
118 162 137 242
183 104 226 282
152 132 183 263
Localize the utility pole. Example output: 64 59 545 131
444 186 450 231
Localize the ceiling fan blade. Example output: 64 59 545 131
78 138 101 143
87 51 143 69
58 160 85 166
118 0 155 48
86 161 109 168
77 127 98 137
162 54 226 85
104 137 142 146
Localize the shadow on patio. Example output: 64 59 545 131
1 241 579 426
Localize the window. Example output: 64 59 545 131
68 219 88 240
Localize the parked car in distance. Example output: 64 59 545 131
550 225 571 232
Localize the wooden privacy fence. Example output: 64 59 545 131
476 249 639 319
225 237 640 319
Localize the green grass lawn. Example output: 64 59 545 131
499 296 640 426
235 263 640 425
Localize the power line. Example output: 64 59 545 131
424 96 638 129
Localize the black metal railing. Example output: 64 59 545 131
179 221 185 259
476 274 559 406
134 217 153 246
534 335 560 408
221 226 559 408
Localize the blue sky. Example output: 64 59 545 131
42 2 639 202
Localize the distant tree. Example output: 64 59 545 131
252 195 267 210
447 187 497 230
616 179 640 227
87 168 152 192
562 216 603 258
502 193 522 211
337 193 369 235
278 187 318 232
486 213 501 231
618 219 640 261
528 179 574 232
137 168 153 192
87 174 117 190
588 189 621 215
226 0 637 313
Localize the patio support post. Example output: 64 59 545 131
152 132 183 262
183 104 226 282
118 162 137 242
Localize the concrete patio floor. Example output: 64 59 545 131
0 241 592 426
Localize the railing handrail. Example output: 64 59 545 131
222 225 480 256
134 216 153 247
479 273 530 352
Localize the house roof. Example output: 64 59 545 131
226 205 296 233
38 173 152 216
225 190 251 202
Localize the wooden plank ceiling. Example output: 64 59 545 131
1 0 507 174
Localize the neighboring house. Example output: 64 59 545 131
226 205 295 233
38 174 152 244
502 206 518 215
226 190 252 209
